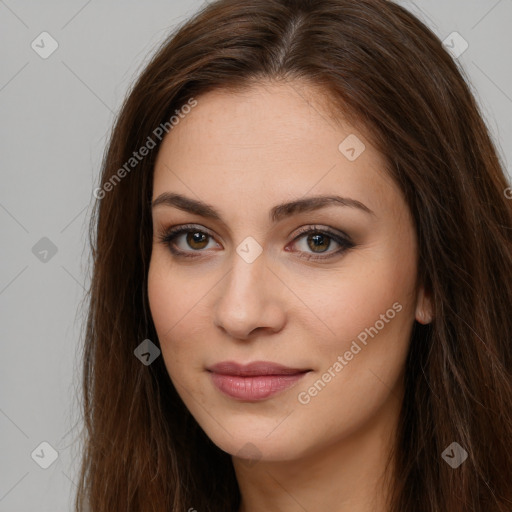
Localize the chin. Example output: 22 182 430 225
200 420 306 463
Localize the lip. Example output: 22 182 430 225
207 360 310 376
207 360 311 401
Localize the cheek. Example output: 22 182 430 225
148 255 201 336
297 249 416 380
307 249 417 357
293 245 417 432
147 257 211 377
148 260 187 369
148 261 174 335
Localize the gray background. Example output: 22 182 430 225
0 1 511 510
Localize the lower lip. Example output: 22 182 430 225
209 372 309 401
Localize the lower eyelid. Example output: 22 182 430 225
293 235 344 254
290 237 352 260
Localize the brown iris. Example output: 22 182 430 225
186 231 209 250
307 233 331 253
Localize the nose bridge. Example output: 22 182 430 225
223 247 268 310
213 246 284 337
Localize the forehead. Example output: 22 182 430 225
152 81 401 222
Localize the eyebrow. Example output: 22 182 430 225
151 192 375 222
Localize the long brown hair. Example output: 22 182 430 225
74 0 512 510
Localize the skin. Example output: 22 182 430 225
148 80 433 512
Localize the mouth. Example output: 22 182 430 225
206 360 312 401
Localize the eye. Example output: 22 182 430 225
157 224 354 261
157 224 220 258
287 225 354 261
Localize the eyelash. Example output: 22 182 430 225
157 224 355 261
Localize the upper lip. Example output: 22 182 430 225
207 361 311 376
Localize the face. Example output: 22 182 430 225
148 81 432 463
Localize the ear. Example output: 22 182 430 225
415 284 433 325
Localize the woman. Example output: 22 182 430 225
75 0 512 510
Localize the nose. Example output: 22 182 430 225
213 249 286 340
